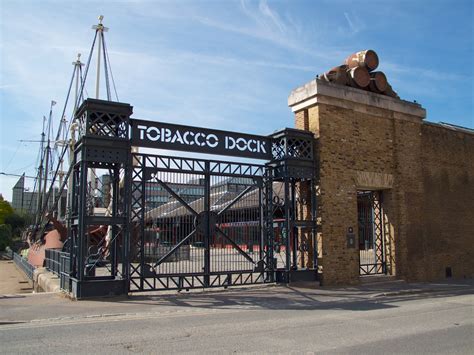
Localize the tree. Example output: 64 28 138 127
4 212 26 237
0 224 12 251
0 194 14 225
0 195 27 250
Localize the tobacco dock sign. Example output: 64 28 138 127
130 119 272 160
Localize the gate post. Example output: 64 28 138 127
68 98 133 299
269 128 317 283
263 166 275 282
203 161 211 287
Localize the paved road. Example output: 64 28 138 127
0 281 472 354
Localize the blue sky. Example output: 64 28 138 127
1 0 473 201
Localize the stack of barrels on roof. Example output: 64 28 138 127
320 49 399 98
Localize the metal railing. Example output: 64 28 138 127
44 249 62 275
13 252 35 280
44 248 71 291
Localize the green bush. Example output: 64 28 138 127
4 212 26 237
0 224 12 251
0 195 14 225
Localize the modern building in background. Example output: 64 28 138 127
11 175 36 214
143 178 206 211
11 174 67 216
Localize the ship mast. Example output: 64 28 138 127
90 15 109 209
42 101 55 218
29 15 118 240
65 53 85 220
49 54 85 221
93 15 108 100
35 116 46 224
73 53 84 114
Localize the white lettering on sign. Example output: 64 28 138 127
225 136 266 154
206 134 218 148
136 124 267 155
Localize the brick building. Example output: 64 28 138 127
288 79 474 285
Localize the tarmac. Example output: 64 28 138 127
0 256 472 324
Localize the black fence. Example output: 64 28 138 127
45 249 71 291
45 249 62 275
13 252 35 280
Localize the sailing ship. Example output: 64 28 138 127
24 16 117 268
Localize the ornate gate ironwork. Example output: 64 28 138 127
358 191 386 275
129 154 272 291
66 98 317 297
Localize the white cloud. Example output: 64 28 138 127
343 11 366 35
258 0 287 33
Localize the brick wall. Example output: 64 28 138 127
416 124 474 280
290 79 473 285
306 102 405 285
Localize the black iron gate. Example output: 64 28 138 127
358 191 386 275
66 99 317 297
129 155 273 291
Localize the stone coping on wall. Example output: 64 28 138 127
288 79 426 120
423 121 474 136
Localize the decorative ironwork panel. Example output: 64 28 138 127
132 154 266 178
129 152 273 292
75 99 132 139
358 191 386 275
270 128 314 161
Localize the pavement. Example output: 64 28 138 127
0 257 33 295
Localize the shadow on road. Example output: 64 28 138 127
0 280 472 324
102 280 473 312
0 295 27 300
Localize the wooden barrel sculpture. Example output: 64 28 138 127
369 71 388 93
347 66 371 88
345 50 379 72
321 65 348 85
384 83 399 98
318 49 399 99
